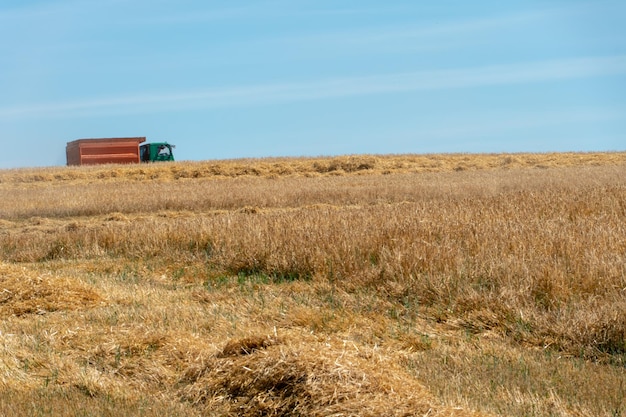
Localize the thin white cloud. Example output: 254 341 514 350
110 1 406 26
0 0 124 21
417 107 626 141
1 55 625 119
246 1 624 56
267 9 554 48
113 4 269 26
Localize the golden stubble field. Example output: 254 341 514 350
0 153 625 416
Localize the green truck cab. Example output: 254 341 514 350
140 142 175 162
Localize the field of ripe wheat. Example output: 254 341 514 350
0 153 624 416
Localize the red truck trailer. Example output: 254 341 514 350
66 137 146 166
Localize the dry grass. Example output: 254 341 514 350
2 152 625 186
0 263 101 317
0 152 625 416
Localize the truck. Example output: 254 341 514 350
66 137 175 166
140 142 175 163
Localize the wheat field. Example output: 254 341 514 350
0 153 624 416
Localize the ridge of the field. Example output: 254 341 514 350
2 152 625 184
1 152 625 416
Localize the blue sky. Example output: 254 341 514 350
1 0 625 168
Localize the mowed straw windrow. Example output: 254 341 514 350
0 153 624 416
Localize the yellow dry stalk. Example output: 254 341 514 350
1 151 625 186
0 153 624 416
0 262 101 318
